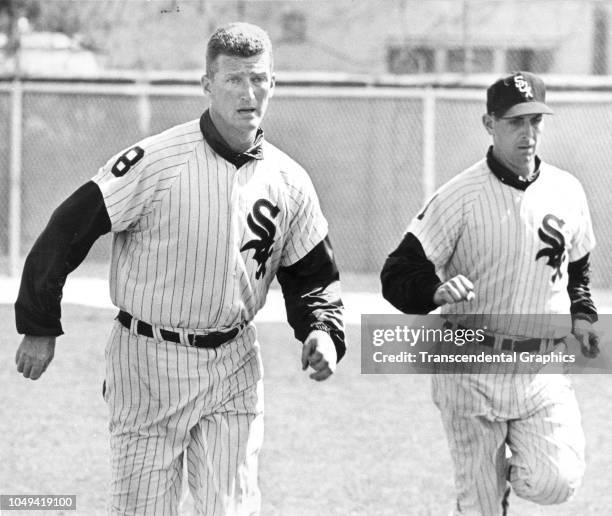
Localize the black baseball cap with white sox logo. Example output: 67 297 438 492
487 71 554 118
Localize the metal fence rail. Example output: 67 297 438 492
2 78 612 289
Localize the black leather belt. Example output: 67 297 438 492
443 321 564 353
117 310 245 349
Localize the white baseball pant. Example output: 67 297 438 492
103 320 264 515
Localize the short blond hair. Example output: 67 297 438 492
206 22 273 77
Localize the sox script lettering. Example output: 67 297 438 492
536 214 567 282
241 199 280 279
513 74 534 99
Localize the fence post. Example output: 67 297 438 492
422 87 436 201
8 77 22 278
137 75 151 136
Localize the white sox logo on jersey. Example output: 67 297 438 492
536 214 566 282
513 74 534 99
241 199 280 279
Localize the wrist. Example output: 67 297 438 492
572 313 598 325
308 322 331 335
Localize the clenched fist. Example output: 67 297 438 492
433 275 475 306
572 319 600 359
301 330 337 382
15 335 56 380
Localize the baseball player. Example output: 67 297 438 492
14 22 345 515
381 72 599 515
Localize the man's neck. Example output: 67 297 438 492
486 146 541 191
209 109 257 153
491 147 535 179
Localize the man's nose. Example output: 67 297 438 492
521 119 535 138
240 82 255 100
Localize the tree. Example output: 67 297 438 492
0 0 40 57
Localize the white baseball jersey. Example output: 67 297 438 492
92 118 328 332
94 116 329 515
409 157 595 338
408 154 593 515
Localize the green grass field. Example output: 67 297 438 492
2 304 612 515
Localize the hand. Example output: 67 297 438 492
433 275 475 306
301 330 337 382
572 319 600 358
15 335 56 380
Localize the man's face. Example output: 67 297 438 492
203 52 274 138
483 113 544 175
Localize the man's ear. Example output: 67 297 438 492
482 113 495 136
201 74 212 95
269 74 276 98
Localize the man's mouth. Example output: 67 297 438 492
237 108 256 114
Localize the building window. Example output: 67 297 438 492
447 47 494 73
387 45 435 74
506 48 554 73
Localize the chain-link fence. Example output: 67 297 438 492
0 89 10 258
2 78 612 291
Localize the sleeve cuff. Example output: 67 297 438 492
571 313 598 324
15 304 64 337
308 321 346 362
309 321 332 334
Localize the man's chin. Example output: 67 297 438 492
237 119 260 132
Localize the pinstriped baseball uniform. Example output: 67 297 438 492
15 23 344 516
381 71 597 515
105 321 264 515
407 155 594 515
93 119 327 330
90 116 329 514
408 158 595 334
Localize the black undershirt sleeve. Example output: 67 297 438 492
381 232 442 314
276 236 346 362
15 181 111 336
567 253 598 323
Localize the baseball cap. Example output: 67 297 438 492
486 71 554 118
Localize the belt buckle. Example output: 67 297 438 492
190 328 211 347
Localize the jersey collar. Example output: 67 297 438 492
486 146 541 191
200 110 264 169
